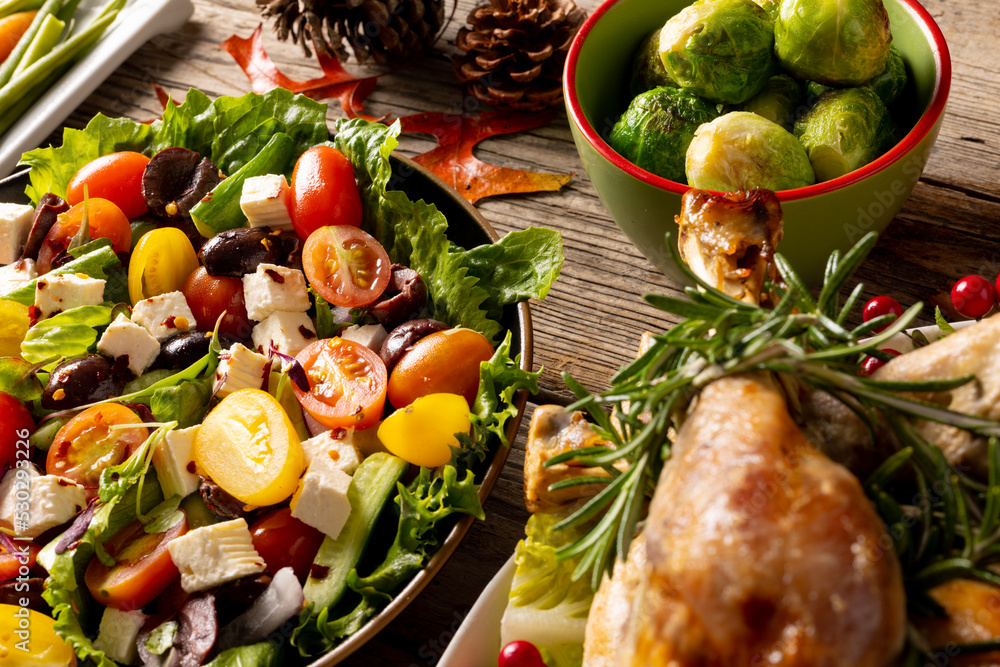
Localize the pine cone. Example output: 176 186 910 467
258 0 447 65
454 0 587 112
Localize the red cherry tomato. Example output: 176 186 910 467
46 404 148 491
84 515 186 611
293 337 388 431
289 146 363 239
498 640 546 667
387 328 494 408
36 198 132 274
862 295 903 333
952 275 995 319
859 348 901 376
0 543 40 583
0 391 34 470
302 225 391 308
182 267 253 339
249 507 326 582
66 152 150 220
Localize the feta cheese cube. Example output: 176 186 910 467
97 313 161 375
340 323 388 353
214 343 271 398
131 291 196 341
242 263 309 321
290 461 352 539
152 426 201 500
0 258 36 296
0 471 87 538
34 273 106 318
240 174 294 232
94 608 147 665
301 429 364 475
166 518 266 593
251 310 317 357
0 203 34 265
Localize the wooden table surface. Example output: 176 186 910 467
43 0 1000 663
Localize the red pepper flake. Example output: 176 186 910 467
186 461 197 474
264 268 285 284
299 325 316 339
27 305 42 326
331 427 348 440
163 315 177 328
310 564 331 580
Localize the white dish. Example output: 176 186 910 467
439 555 516 667
0 0 194 177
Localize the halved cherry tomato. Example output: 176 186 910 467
0 11 37 65
194 389 304 506
182 267 253 339
249 507 325 581
46 404 148 489
289 146 362 238
387 328 494 408
128 227 199 304
378 393 471 468
0 543 40 582
293 337 387 430
36 198 132 274
66 152 150 220
302 225 391 308
0 604 77 666
0 391 33 471
84 514 187 611
0 299 29 357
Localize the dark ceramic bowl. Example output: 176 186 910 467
0 153 533 666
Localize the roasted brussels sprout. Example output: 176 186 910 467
794 87 895 181
774 0 892 86
610 86 720 182
659 0 777 105
750 0 780 19
738 74 803 130
685 111 816 191
629 30 676 95
867 45 907 106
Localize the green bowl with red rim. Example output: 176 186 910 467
563 0 951 287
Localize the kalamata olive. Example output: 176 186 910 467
142 147 223 219
153 330 240 370
42 355 129 409
369 265 428 329
198 227 297 277
20 193 68 262
379 318 450 372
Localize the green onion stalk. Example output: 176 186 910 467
550 231 1000 661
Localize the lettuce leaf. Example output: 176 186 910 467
20 304 113 363
0 243 121 305
18 88 327 204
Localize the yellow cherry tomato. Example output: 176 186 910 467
378 393 471 468
128 227 199 305
194 389 305 506
0 300 29 357
0 604 77 666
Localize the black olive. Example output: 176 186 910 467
42 355 128 409
142 147 222 219
380 318 450 373
369 264 428 329
198 227 295 277
153 331 240 370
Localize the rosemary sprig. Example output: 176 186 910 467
551 231 1000 659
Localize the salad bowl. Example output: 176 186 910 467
0 109 536 665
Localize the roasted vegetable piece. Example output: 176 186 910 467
738 73 803 130
774 0 892 86
628 30 676 96
610 86 719 183
685 111 816 191
750 0 779 18
794 87 895 181
867 44 907 107
659 0 777 105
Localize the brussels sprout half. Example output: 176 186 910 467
685 111 816 192
659 0 777 105
630 30 677 96
610 86 721 182
794 87 896 181
774 0 892 86
738 74 803 130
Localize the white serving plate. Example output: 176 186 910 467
0 0 194 176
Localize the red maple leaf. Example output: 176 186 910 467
221 25 380 121
398 111 573 204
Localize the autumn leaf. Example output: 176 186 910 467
398 111 572 204
221 24 380 120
